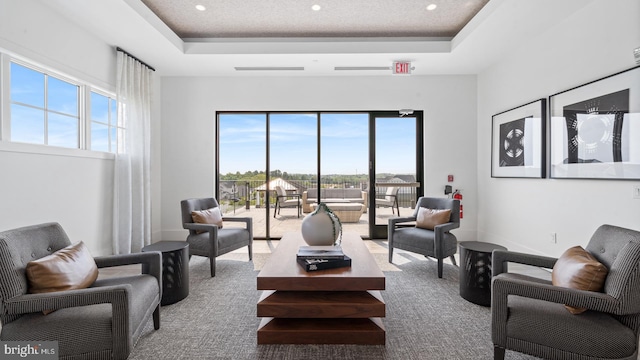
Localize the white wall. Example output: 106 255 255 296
0 0 164 255
477 0 640 256
159 75 477 240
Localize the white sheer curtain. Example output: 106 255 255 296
113 50 153 254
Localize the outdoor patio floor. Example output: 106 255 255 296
222 205 413 239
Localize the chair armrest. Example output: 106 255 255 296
222 216 252 227
4 285 131 315
389 216 417 227
361 191 368 206
492 250 557 276
94 251 162 284
184 222 219 234
434 221 459 233
222 217 253 238
492 273 619 313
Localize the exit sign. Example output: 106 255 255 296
393 61 412 75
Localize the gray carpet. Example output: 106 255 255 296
128 254 539 360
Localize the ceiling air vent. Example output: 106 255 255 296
334 66 391 71
234 67 305 71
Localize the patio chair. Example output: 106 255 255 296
376 186 400 215
274 185 301 218
181 198 253 277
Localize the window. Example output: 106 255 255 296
10 62 80 148
3 56 120 154
90 91 119 152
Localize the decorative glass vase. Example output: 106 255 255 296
300 203 343 246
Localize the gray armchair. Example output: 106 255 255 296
0 222 161 360
388 196 460 278
491 224 640 360
181 198 253 277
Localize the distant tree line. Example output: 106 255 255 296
220 170 374 184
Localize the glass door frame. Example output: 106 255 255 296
215 110 423 239
368 111 424 239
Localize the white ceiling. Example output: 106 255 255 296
41 0 594 77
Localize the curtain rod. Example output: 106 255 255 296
116 47 156 72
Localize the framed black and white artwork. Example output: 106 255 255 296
549 66 640 179
491 99 546 178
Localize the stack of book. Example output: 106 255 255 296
296 245 352 272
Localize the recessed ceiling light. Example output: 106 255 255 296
426 4 437 11
311 4 321 11
195 4 206 11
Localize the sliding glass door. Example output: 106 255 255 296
216 111 423 239
269 113 317 237
218 113 267 236
370 112 423 238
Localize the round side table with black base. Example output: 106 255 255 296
459 241 507 307
142 241 190 306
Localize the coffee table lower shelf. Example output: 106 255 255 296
257 290 386 344
257 317 385 345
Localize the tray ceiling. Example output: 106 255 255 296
140 0 490 39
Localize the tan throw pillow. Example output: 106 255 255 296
191 207 223 234
415 208 451 230
26 241 98 314
552 245 608 314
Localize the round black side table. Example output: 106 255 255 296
459 241 507 307
142 241 190 305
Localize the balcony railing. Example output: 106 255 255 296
218 179 415 214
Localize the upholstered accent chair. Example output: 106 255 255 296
180 198 253 277
273 185 301 218
0 222 162 360
388 197 460 278
491 224 640 360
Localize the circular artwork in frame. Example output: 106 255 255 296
491 99 546 178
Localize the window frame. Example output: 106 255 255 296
0 53 119 158
88 89 121 153
9 59 82 149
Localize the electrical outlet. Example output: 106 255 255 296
550 233 557 244
633 186 640 199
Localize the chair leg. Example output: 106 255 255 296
248 243 253 261
437 258 443 278
210 257 216 277
153 305 161 330
389 247 393 263
494 345 505 360
449 255 457 266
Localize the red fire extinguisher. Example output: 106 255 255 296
453 190 463 219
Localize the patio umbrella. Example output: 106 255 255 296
254 178 298 191
254 178 300 207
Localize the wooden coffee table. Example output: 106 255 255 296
257 232 386 345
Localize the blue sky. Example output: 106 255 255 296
219 113 416 175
